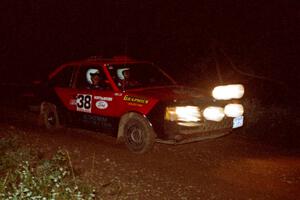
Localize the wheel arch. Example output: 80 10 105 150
116 111 154 143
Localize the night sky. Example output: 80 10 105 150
0 0 299 89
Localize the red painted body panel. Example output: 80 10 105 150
51 56 175 117
55 86 160 117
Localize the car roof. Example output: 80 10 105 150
65 56 150 66
49 56 151 79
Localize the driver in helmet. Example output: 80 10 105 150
86 69 104 89
117 68 138 90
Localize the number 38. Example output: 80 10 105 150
77 94 92 109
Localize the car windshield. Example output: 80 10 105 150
106 63 175 90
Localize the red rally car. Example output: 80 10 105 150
37 56 245 153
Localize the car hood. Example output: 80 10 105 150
126 85 214 105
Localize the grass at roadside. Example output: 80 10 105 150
0 133 96 200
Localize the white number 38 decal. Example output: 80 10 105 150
76 94 92 113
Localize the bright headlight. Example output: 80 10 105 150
212 84 244 100
165 106 201 122
203 106 225 122
224 104 244 117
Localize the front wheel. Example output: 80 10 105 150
119 113 156 154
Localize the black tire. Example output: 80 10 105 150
40 103 60 129
120 113 156 154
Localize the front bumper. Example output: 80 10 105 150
158 117 235 144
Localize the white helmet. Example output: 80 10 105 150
86 68 100 84
117 68 129 80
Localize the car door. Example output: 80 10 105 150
72 64 120 131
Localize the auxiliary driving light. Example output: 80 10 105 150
203 106 225 122
224 104 244 117
212 84 244 100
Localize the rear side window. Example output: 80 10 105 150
50 66 75 87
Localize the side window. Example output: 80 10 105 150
75 66 111 90
49 66 74 87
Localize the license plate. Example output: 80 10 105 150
233 116 244 128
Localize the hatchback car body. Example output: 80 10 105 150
37 56 244 153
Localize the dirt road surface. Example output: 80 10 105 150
0 107 299 200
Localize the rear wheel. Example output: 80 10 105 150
40 102 60 129
119 113 156 154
